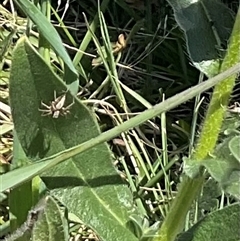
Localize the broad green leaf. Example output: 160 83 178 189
31 196 69 241
166 0 234 76
201 136 240 199
4 196 68 241
14 0 78 93
184 154 240 200
10 131 45 225
223 170 240 199
176 203 240 241
202 158 239 182
214 135 240 164
9 37 137 241
229 136 240 162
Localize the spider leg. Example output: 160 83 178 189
63 99 75 110
41 101 51 109
54 90 57 100
64 103 74 111
60 109 70 116
59 99 75 117
38 108 49 112
42 112 52 116
229 102 239 109
39 110 52 116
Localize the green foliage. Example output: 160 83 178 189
184 135 240 199
167 0 234 77
203 135 240 199
14 0 79 92
5 196 69 241
31 196 69 241
0 1 240 241
229 136 240 162
8 37 137 241
176 203 240 241
153 2 240 241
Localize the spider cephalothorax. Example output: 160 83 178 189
39 91 74 118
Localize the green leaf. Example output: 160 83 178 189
0 28 16 61
203 157 240 199
214 135 240 165
176 203 240 241
201 136 240 199
9 181 33 233
4 196 68 241
127 214 160 240
203 158 239 183
9 36 137 241
9 131 33 234
197 179 220 213
229 136 240 162
187 179 220 226
167 0 234 76
31 196 69 241
183 156 201 178
221 114 240 136
223 170 240 199
14 0 78 92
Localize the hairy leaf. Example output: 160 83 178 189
176 203 240 241
167 0 234 76
9 37 137 241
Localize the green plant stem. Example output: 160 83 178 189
195 8 240 160
31 65 240 166
2 63 240 192
153 8 240 241
155 175 205 241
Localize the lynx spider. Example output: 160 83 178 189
39 91 74 118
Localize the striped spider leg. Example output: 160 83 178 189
39 91 74 118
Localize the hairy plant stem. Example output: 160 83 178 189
153 8 240 241
155 175 205 241
2 62 240 193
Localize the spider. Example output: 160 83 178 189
39 91 74 118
